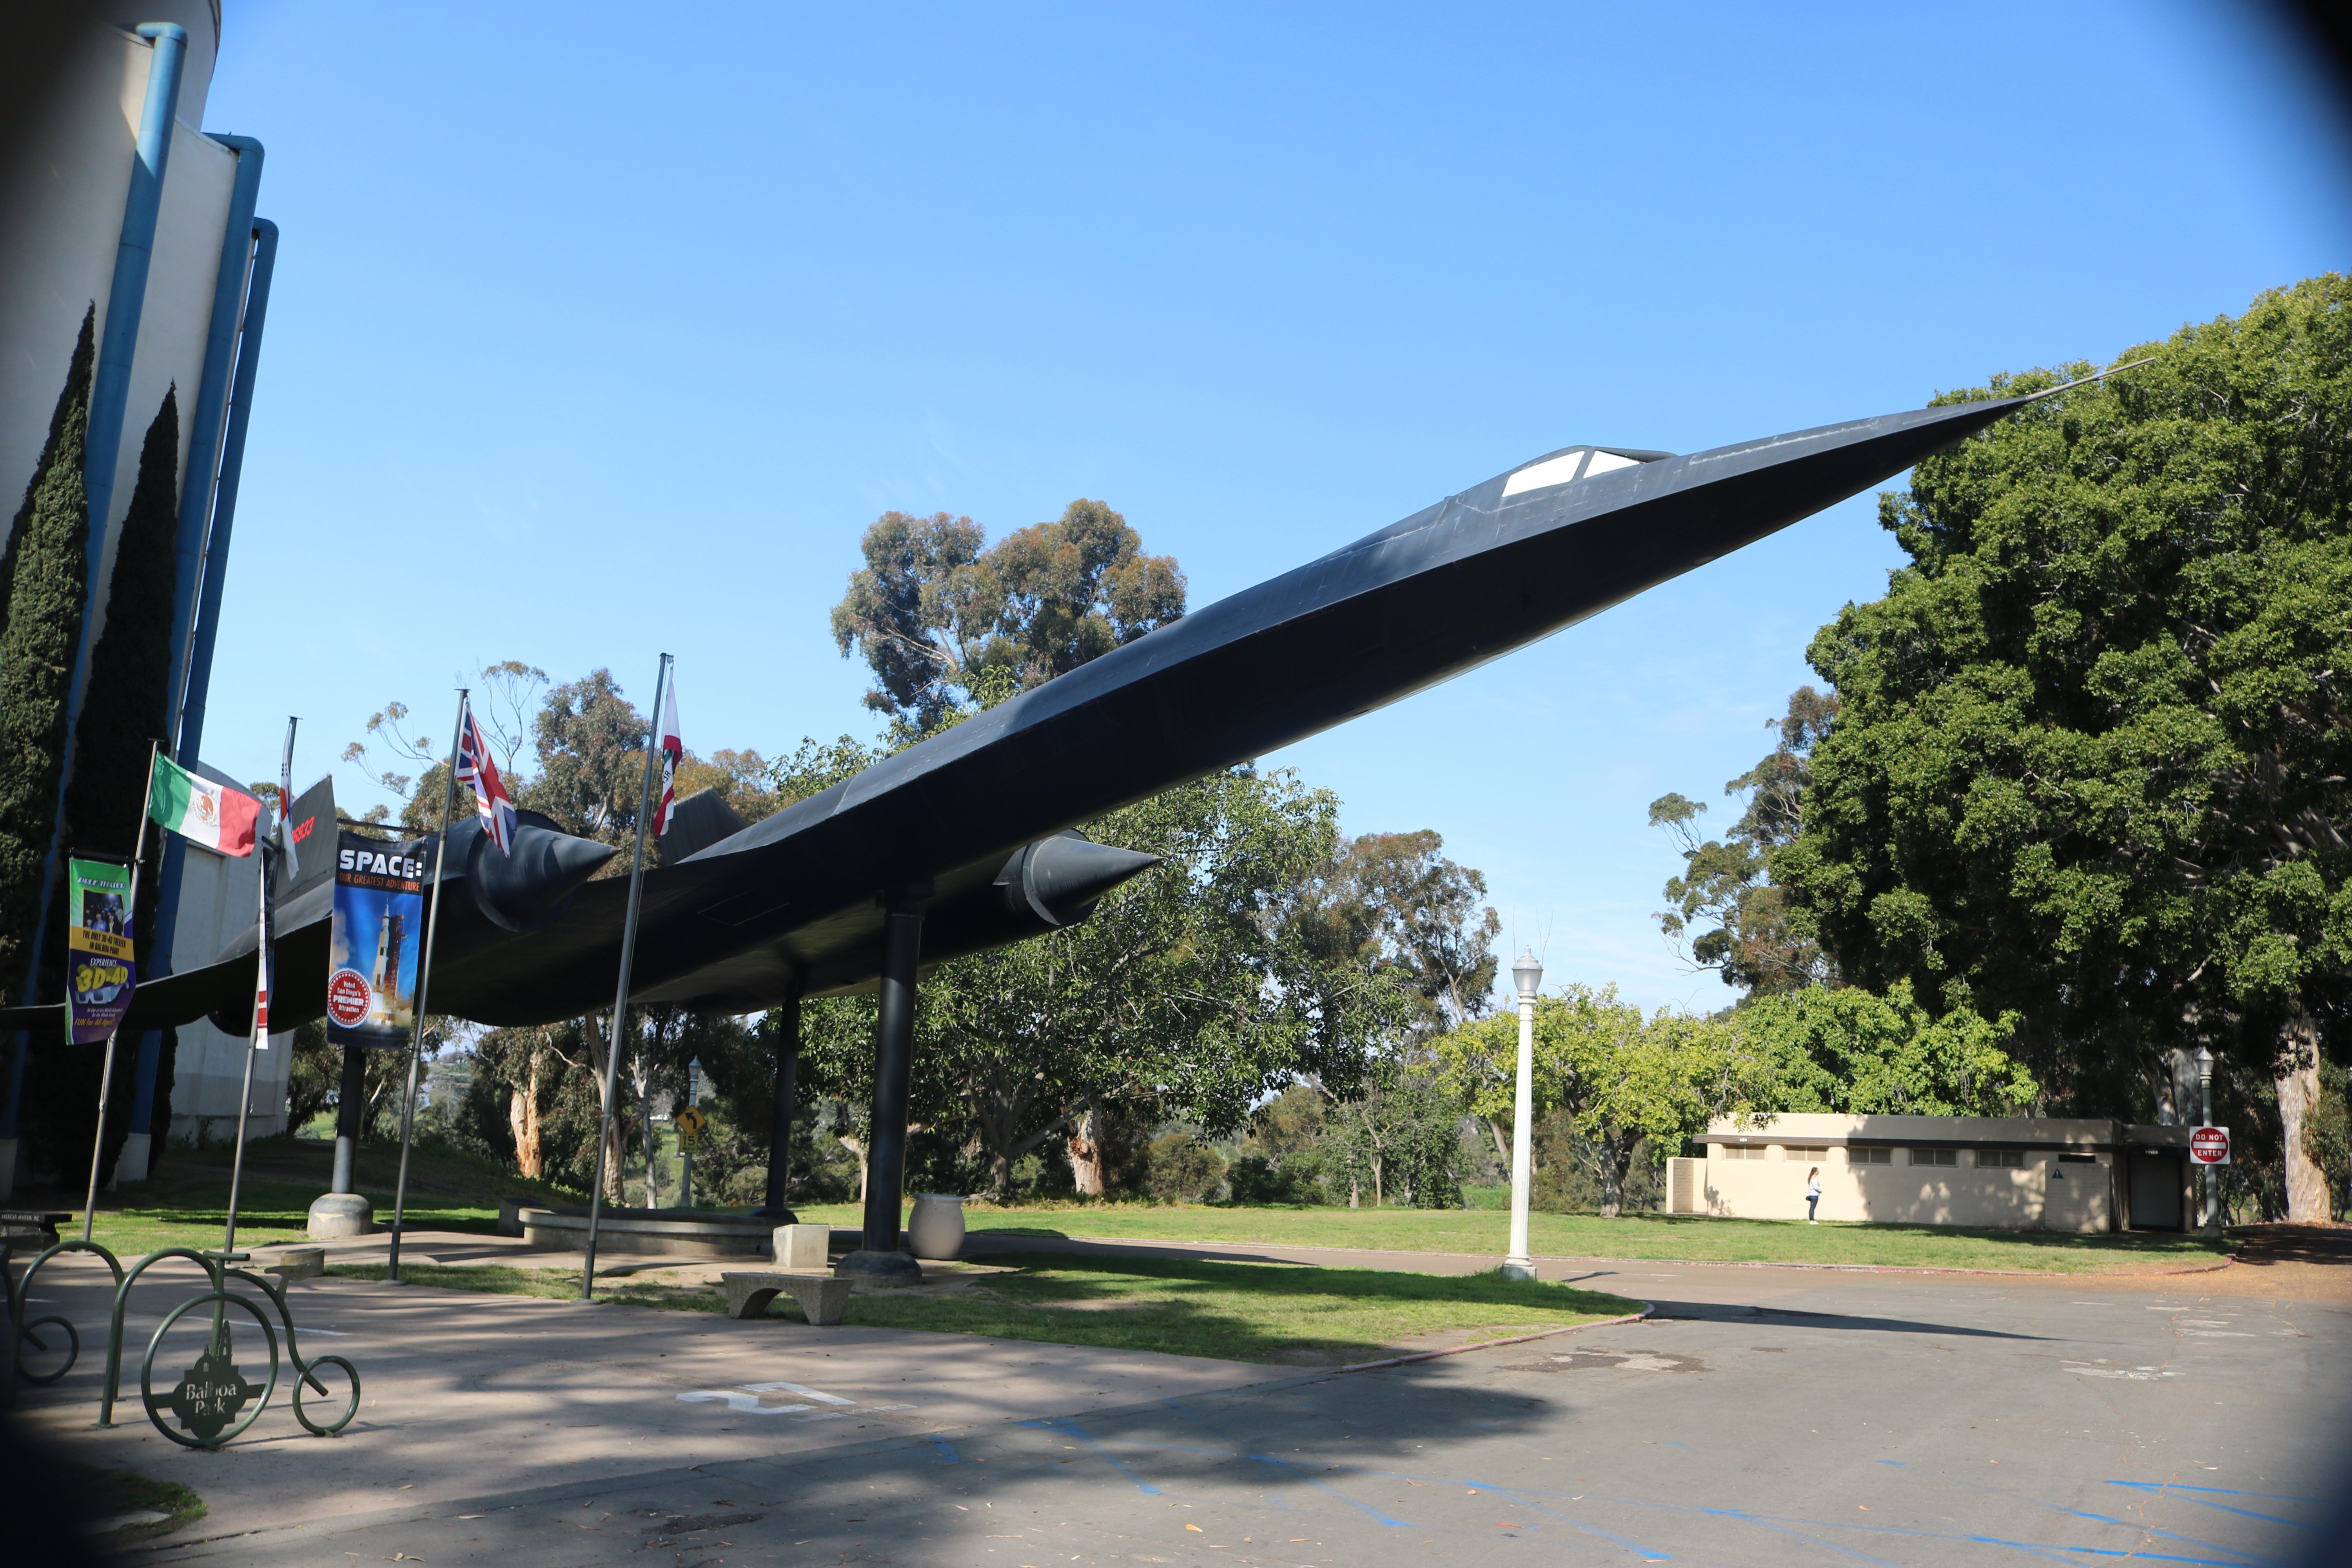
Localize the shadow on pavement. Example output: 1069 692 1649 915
1645 1299 2052 1339
2229 1223 2352 1269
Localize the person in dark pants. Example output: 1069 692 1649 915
1806 1166 1822 1223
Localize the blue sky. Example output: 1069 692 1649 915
198 2 2350 1012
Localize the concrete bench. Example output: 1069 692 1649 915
266 1246 326 1281
721 1271 854 1326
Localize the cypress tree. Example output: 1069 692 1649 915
65 385 181 863
0 306 94 999
24 388 184 1176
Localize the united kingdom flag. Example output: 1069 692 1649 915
455 699 517 855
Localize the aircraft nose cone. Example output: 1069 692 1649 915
1000 833 1162 926
470 824 618 932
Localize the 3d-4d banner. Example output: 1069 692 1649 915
325 829 435 1049
66 857 135 1044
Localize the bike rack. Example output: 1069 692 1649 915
4 1239 361 1450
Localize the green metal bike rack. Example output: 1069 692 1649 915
5 1240 360 1450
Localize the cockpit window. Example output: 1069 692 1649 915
1501 446 1668 498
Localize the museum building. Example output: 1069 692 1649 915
1662 1113 2201 1233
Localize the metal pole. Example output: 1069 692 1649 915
759 988 802 1220
79 741 160 1242
387 692 467 1284
221 838 273 1255
681 1057 700 1209
582 655 670 1300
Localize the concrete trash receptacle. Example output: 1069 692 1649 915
773 1223 829 1269
908 1194 965 1260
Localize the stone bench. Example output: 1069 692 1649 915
721 1271 854 1326
266 1246 326 1281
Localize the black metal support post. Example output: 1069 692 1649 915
329 1046 365 1193
757 988 801 1221
840 893 924 1285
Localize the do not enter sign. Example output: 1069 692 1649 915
2190 1125 2231 1165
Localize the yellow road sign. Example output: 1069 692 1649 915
673 1104 706 1149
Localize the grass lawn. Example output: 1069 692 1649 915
785 1201 2233 1274
11 1136 579 1261
65 1463 205 1545
327 1253 1642 1365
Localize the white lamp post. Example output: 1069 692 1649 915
1504 947 1543 1283
2193 1044 2216 1234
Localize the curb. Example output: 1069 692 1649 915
994 1232 2238 1282
1337 1304 1655 1374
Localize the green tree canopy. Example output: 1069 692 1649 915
1730 982 2036 1116
831 499 1183 733
798 765 1409 1198
1650 684 1838 996
1433 986 1775 1216
1294 829 1500 1034
1777 276 2352 1216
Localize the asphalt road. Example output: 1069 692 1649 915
18 1234 2338 1568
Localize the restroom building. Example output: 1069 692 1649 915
1662 1113 2200 1233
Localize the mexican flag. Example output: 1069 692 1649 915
149 752 258 856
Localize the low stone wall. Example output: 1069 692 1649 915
518 1206 775 1258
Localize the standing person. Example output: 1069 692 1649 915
1806 1166 1822 1224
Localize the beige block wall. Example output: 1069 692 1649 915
1668 1145 2111 1233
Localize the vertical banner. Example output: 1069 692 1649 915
67 857 136 1044
325 829 434 1049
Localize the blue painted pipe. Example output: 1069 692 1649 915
4 22 189 1148
172 217 278 770
124 216 281 1149
164 134 265 755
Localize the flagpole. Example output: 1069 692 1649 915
79 740 160 1244
582 653 669 1301
223 716 295 1252
387 690 466 1286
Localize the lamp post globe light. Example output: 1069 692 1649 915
1504 948 1544 1283
2193 1045 2216 1234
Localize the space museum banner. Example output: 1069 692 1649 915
325 830 435 1049
67 857 136 1044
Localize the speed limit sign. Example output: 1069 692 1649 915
2190 1125 2231 1165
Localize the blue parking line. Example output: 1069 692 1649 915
2106 1483 2318 1526
928 1433 962 1463
1017 1417 1162 1494
1873 1459 2276 1566
1241 1451 1409 1528
1467 1483 1672 1558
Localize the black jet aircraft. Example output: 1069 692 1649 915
9 383 2085 1274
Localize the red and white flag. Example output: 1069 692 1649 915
655 672 683 836
454 699 518 855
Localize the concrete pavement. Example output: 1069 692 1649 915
12 1229 2347 1565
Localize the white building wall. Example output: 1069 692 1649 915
163 760 292 1145
1671 1144 2113 1233
1 0 229 548
1662 1112 2128 1234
